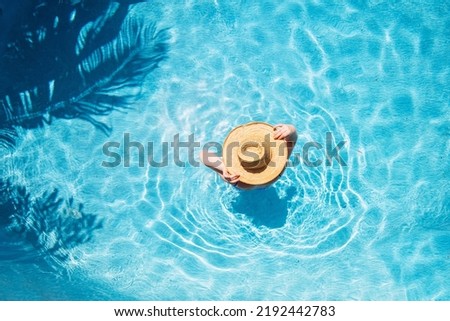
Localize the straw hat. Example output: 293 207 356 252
222 122 288 186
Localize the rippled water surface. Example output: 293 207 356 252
1 0 449 300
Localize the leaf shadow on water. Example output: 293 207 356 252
0 0 169 299
0 179 139 300
0 0 169 263
230 186 298 229
0 179 103 266
0 0 169 148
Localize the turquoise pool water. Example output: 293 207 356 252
0 0 449 300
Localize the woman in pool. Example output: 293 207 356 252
200 122 297 190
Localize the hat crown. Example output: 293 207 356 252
237 138 270 169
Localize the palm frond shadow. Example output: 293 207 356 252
0 0 169 148
0 178 103 266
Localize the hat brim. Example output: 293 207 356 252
222 122 288 186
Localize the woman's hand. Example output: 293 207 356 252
273 124 298 157
273 124 296 140
222 167 240 185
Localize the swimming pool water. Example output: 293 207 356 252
0 0 449 300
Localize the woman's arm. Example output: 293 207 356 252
199 150 240 184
